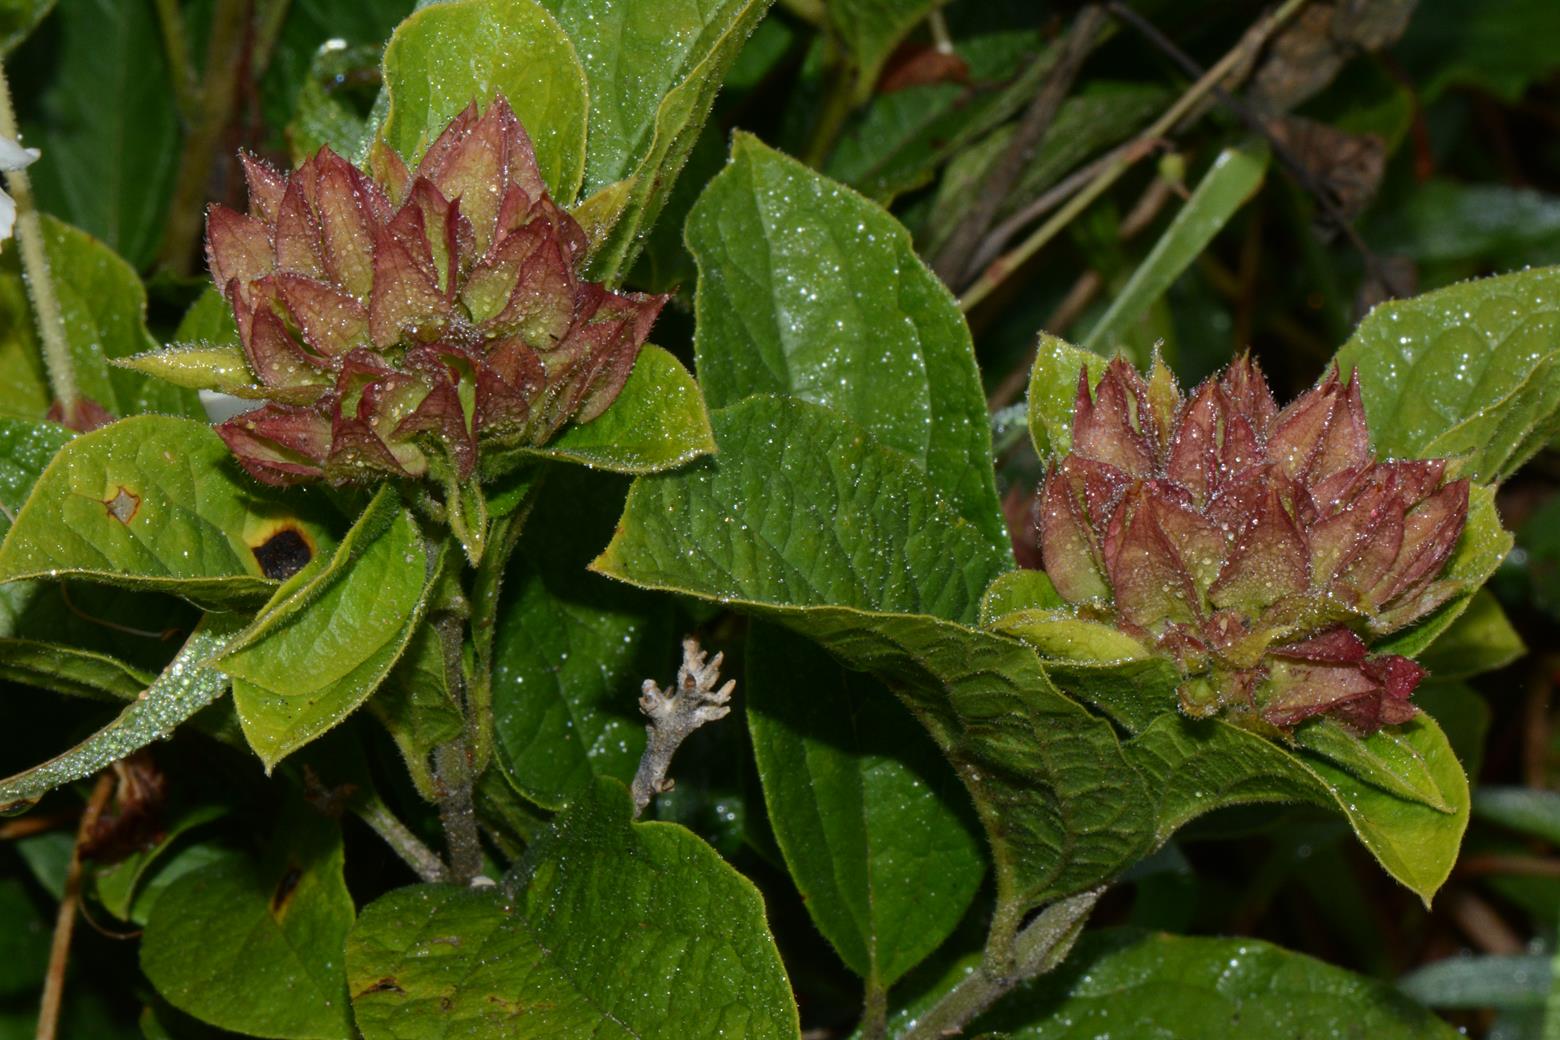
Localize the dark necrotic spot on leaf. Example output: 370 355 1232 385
251 527 313 580
356 977 406 997
271 866 302 914
104 486 140 524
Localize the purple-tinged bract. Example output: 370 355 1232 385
204 95 666 486
1037 355 1467 735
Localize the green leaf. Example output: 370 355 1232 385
0 267 50 419
987 608 1150 665
1025 333 1101 460
368 624 463 802
261 0 413 142
826 0 937 103
747 623 983 989
544 0 771 280
141 804 355 1040
346 778 799 1038
287 40 382 163
976 929 1460 1037
1365 181 1560 266
1399 953 1551 1010
594 399 1151 915
978 569 1064 622
0 639 150 701
521 345 716 474
1332 265 1560 483
40 216 202 418
0 612 243 812
1373 483 1512 657
0 0 53 56
1128 707 1469 904
1081 144 1269 355
0 415 72 534
686 133 1009 551
0 415 337 608
12 0 179 268
1294 717 1452 813
93 804 226 921
1415 589 1525 680
1394 0 1560 104
1472 785 1560 845
219 488 434 771
491 468 673 809
379 0 589 201
174 286 240 346
594 396 1007 623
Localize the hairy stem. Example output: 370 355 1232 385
958 0 1312 312
352 791 449 883
433 611 484 882
36 773 115 1040
901 889 1103 1040
0 67 77 417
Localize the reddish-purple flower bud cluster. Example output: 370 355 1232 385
1038 356 1468 734
203 95 666 485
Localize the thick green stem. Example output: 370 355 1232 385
901 889 1103 1040
0 67 76 416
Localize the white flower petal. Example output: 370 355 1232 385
0 189 15 242
0 135 40 172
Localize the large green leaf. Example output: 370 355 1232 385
686 134 1009 551
1127 711 1470 905
491 468 674 809
595 395 1006 624
0 415 337 609
1081 144 1269 355
1331 265 1560 483
40 215 200 418
379 0 589 200
520 345 716 474
539 0 770 280
12 0 178 268
219 488 434 771
0 612 243 811
141 805 355 1040
346 778 799 1038
747 623 984 990
974 930 1459 1038
594 397 1151 915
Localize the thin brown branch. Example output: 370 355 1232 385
36 773 115 1040
933 4 1108 287
1443 889 1524 956
631 638 734 818
959 0 1311 313
1459 854 1560 880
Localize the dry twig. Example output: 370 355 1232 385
631 638 735 818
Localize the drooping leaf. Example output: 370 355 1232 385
519 345 716 474
345 778 799 1038
11 0 178 268
974 930 1460 1038
379 0 589 200
38 215 201 418
491 468 674 809
594 397 1152 915
219 487 434 771
539 0 771 280
0 612 243 811
0 415 338 609
140 803 355 1040
1414 589 1525 680
1081 144 1269 356
1331 265 1560 483
747 623 984 989
686 134 1009 551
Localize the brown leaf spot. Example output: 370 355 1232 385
355 977 406 997
250 526 313 580
103 486 140 525
270 865 302 914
